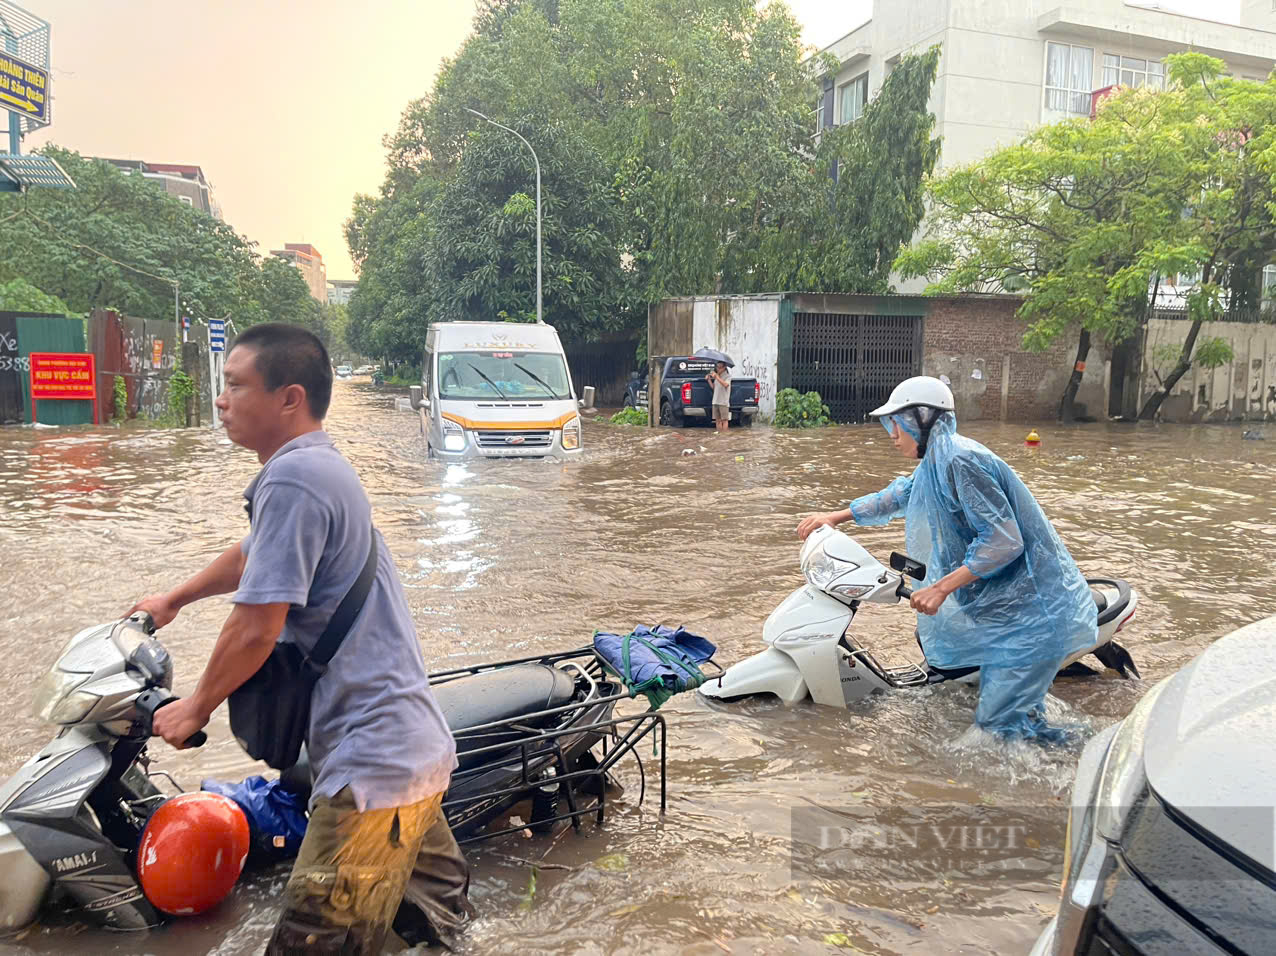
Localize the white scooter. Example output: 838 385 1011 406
699 525 1139 708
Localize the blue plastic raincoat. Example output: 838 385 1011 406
850 412 1096 740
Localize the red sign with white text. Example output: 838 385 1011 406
30 352 97 401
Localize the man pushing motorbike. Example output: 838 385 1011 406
128 323 473 952
797 376 1096 742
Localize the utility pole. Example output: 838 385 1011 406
465 108 542 324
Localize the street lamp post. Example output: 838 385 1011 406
465 108 541 325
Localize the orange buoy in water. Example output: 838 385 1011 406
1025 429 1041 447
137 791 250 916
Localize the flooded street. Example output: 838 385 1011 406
3 381 1276 955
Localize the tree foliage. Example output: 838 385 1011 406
897 54 1276 420
0 278 75 315
347 0 941 364
0 147 319 334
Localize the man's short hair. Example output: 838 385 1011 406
231 323 332 420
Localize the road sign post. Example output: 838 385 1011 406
208 319 226 429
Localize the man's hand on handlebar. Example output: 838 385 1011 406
126 593 181 630
152 696 211 750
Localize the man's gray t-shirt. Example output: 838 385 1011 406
234 431 456 811
712 368 731 405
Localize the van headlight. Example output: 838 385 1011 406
561 416 581 450
442 418 466 452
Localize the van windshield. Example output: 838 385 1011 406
437 351 572 401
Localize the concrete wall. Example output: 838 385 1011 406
922 296 1108 422
689 297 782 419
1141 319 1276 422
648 300 695 359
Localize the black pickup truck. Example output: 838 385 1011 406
624 356 759 427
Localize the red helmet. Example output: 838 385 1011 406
137 792 251 916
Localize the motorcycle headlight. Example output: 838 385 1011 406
803 547 858 591
442 418 466 451
33 669 97 724
562 416 581 450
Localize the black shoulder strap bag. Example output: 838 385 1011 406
228 524 378 771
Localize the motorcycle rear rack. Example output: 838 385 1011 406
433 647 668 845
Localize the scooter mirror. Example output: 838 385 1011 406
890 552 927 581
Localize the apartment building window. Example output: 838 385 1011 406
814 95 825 132
1045 42 1093 113
839 73 868 124
179 196 194 206
1102 54 1164 90
1262 264 1276 305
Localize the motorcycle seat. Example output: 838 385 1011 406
279 664 580 799
435 663 578 771
434 663 576 735
1090 587 1108 612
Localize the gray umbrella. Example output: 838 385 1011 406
692 347 734 367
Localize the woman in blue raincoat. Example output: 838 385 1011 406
797 376 1096 741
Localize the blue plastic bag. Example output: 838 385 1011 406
202 775 308 862
593 625 716 709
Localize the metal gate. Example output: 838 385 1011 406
791 312 923 423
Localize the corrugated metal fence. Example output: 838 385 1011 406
0 310 186 425
87 310 180 423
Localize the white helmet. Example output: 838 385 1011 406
870 376 954 418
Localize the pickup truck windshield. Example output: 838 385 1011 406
437 351 572 400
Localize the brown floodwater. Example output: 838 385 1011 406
1 381 1275 955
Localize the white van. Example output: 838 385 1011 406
410 321 589 460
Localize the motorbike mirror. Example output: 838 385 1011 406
889 552 927 581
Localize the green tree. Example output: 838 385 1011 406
0 147 317 335
347 0 940 365
0 278 75 315
423 116 634 335
898 55 1276 422
738 46 941 292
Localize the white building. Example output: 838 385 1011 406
817 0 1276 298
327 279 357 306
818 0 1275 170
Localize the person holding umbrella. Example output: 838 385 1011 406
694 347 734 433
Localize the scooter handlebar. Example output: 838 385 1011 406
135 687 207 749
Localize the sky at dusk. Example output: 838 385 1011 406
18 0 1241 282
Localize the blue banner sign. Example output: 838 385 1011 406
0 51 49 126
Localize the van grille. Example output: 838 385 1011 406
476 430 553 448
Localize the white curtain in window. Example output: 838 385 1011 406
1069 46 1093 113
1046 43 1069 111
